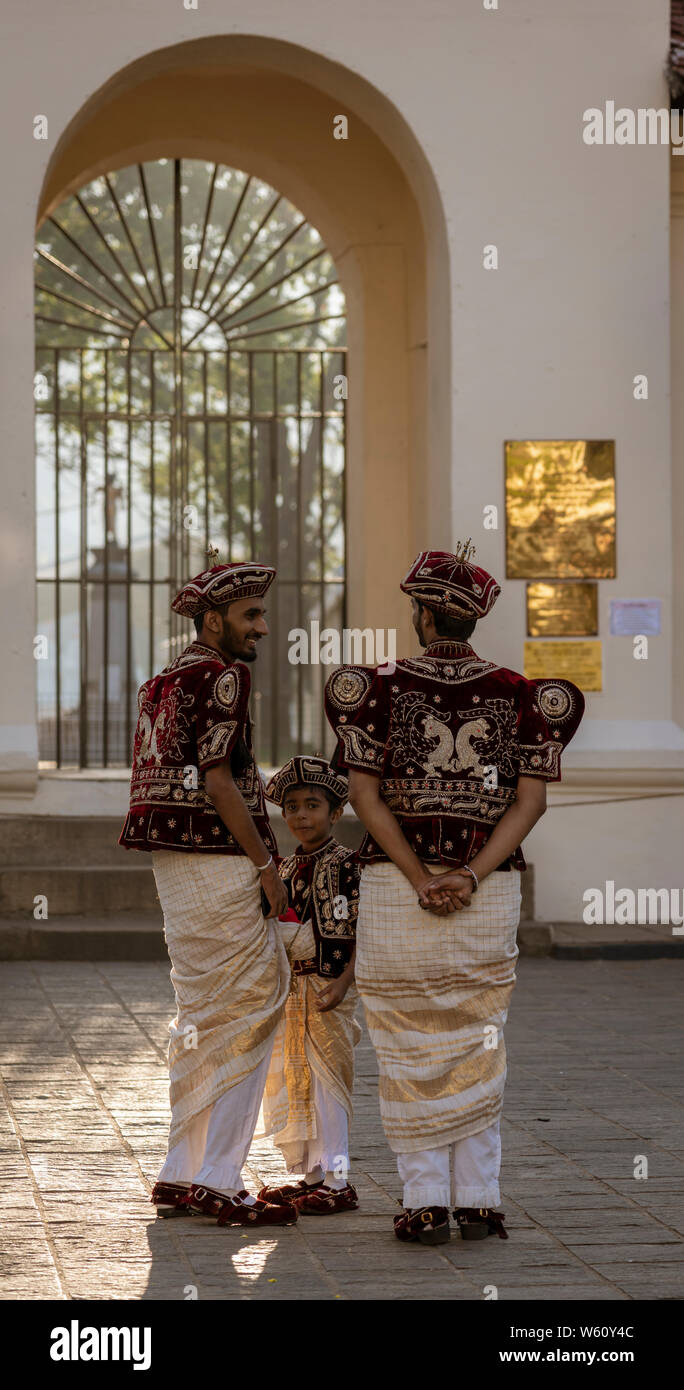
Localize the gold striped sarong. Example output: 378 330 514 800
356 863 521 1153
260 918 360 1171
152 851 290 1148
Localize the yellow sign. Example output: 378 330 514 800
506 440 616 579
526 582 598 637
524 640 602 691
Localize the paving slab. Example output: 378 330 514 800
0 956 682 1300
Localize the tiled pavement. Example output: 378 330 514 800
0 957 682 1301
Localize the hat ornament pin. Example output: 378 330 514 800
454 538 476 563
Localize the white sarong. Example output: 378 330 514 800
259 917 360 1173
356 863 521 1154
152 851 290 1150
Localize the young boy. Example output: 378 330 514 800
257 755 361 1214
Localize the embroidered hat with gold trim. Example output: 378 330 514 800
400 542 500 620
171 557 276 619
265 755 349 808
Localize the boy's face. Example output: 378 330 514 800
282 785 342 851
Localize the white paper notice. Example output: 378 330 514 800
609 600 661 636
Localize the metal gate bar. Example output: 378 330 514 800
37 344 346 769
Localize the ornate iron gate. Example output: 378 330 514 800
35 159 346 768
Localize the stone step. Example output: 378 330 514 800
0 813 357 865
0 915 166 961
0 866 160 917
0 813 368 865
547 920 684 958
0 815 129 867
0 915 680 962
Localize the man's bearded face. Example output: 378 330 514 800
213 598 269 662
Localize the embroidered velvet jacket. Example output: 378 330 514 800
323 640 584 871
119 641 276 856
278 836 359 978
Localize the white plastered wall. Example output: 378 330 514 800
0 0 681 920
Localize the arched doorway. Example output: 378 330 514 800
35 158 346 768
32 34 452 792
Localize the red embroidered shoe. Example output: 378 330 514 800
393 1206 450 1245
256 1178 321 1204
186 1184 233 1219
454 1207 508 1240
151 1181 194 1218
294 1184 359 1215
216 1190 298 1228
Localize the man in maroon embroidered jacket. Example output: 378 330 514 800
324 544 584 1246
120 555 295 1229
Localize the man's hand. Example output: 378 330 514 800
315 977 350 1013
418 870 474 915
204 762 288 916
205 763 284 914
260 863 288 919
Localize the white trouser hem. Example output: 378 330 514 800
158 1130 208 1186
296 1149 350 1180
402 1184 451 1209
192 1163 243 1192
453 1182 501 1209
396 1119 502 1211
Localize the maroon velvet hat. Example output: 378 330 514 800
171 549 276 619
265 755 348 808
400 543 500 620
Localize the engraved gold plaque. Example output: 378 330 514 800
506 440 616 579
524 640 602 692
526 582 598 637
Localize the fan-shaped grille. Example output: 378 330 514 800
36 159 345 350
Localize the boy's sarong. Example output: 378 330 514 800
356 863 521 1153
260 917 361 1171
152 851 290 1148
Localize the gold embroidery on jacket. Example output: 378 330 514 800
517 741 561 776
397 655 499 684
327 667 372 710
137 688 194 765
379 779 516 822
336 724 385 768
197 720 237 765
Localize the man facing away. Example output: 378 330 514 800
120 555 297 1228
324 545 585 1245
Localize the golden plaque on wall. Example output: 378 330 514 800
524 640 602 691
526 582 598 637
506 440 616 579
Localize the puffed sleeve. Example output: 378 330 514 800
324 666 391 777
195 661 250 772
515 677 585 782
